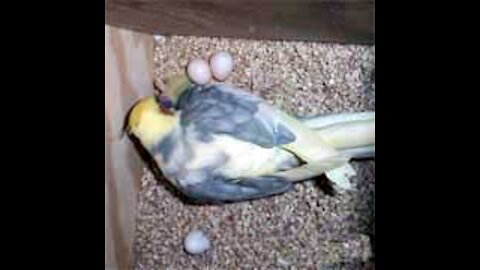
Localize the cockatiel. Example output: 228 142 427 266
126 76 374 203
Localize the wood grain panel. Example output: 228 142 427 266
105 25 154 270
105 0 374 44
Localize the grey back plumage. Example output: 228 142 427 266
176 84 296 148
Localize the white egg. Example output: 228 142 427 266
187 58 212 85
210 51 233 81
184 229 211 255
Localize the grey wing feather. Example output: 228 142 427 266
177 84 296 148
179 175 293 203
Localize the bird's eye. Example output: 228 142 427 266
157 95 174 109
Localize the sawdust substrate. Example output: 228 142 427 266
134 36 375 270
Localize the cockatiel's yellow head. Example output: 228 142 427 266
126 96 178 148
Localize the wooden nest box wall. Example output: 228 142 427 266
105 0 374 269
